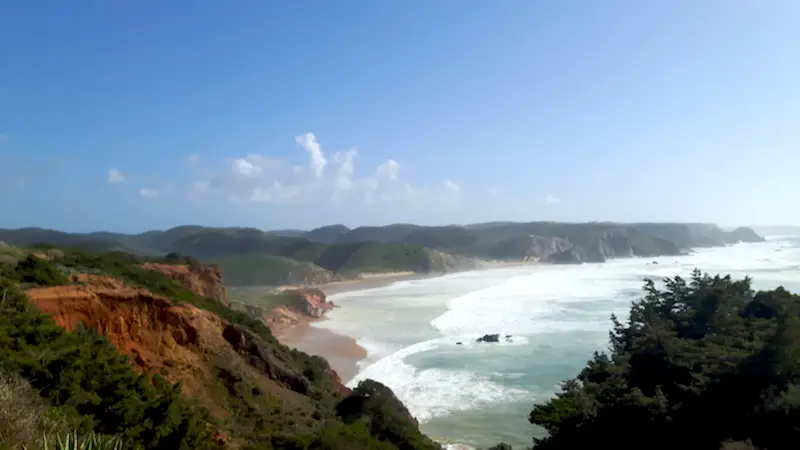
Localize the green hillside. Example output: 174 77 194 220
0 222 765 287
3 243 799 449
0 245 441 450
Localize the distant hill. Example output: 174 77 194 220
0 222 764 286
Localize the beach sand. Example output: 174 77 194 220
278 321 367 382
269 263 535 383
275 272 434 382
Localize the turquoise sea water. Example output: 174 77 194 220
314 236 800 449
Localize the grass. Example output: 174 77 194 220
0 372 123 450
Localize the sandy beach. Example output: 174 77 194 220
270 263 535 383
275 271 436 382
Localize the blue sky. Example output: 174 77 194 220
1 1 799 232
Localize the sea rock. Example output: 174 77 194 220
476 333 500 343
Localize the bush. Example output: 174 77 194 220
0 372 60 448
0 285 218 450
529 271 800 450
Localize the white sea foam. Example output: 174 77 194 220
348 337 528 422
327 237 800 448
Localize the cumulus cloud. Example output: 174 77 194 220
107 168 125 184
545 194 561 204
295 133 327 177
444 179 460 194
178 132 460 210
332 148 358 192
139 188 159 199
377 159 399 180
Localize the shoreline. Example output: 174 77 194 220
271 263 538 383
274 271 438 383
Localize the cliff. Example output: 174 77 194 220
230 288 336 336
140 261 229 306
24 274 349 433
0 248 439 450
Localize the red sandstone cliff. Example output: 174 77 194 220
235 288 336 336
24 275 351 431
140 261 229 306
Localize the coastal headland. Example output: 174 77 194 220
0 221 779 450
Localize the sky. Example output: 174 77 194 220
1 1 799 233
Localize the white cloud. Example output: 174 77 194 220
444 179 460 194
295 132 327 177
107 168 125 184
545 194 561 204
489 187 500 197
250 181 300 204
187 154 200 163
139 188 159 199
377 159 399 180
332 148 358 191
183 132 462 210
231 158 262 178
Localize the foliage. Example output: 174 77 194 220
0 371 61 449
0 282 216 449
336 380 440 450
26 431 124 450
0 247 440 450
0 372 124 450
529 270 800 450
2 222 764 286
0 254 69 286
210 254 333 286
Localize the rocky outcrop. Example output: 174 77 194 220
266 289 335 334
476 334 500 343
141 261 229 306
725 227 765 243
230 288 336 337
283 288 334 317
475 333 513 343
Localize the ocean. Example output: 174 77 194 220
313 235 800 449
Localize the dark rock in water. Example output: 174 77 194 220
456 342 462 345
504 334 512 338
651 261 658 265
476 333 500 343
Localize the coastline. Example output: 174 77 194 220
275 271 437 382
271 263 537 382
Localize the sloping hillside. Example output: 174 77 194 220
0 246 440 449
0 221 765 287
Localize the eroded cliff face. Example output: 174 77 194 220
141 261 229 306
231 289 336 336
24 275 350 430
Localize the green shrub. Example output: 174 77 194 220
0 284 217 450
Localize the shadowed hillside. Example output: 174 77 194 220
0 222 763 287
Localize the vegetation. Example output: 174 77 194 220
0 246 441 450
4 233 792 450
0 222 765 286
0 285 215 449
523 270 800 450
